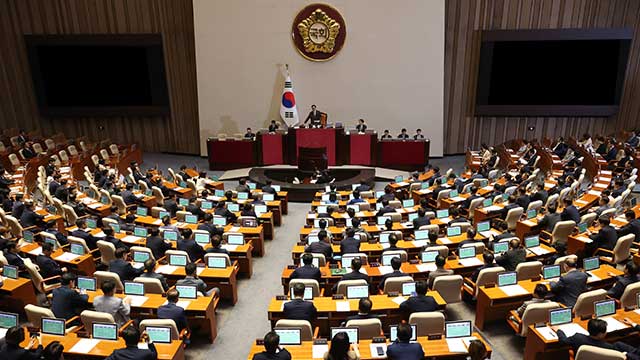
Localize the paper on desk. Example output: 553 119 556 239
576 236 592 243
451 196 466 202
483 186 494 191
439 238 452 244
381 243 390 249
0 328 7 340
132 262 144 269
69 338 101 353
126 295 148 307
369 343 387 359
121 235 141 243
378 266 394 275
307 213 316 219
537 326 559 341
156 265 178 274
28 247 43 256
312 344 329 359
138 342 149 350
459 258 484 267
229 226 240 232
528 247 549 256
544 183 555 188
587 272 601 283
221 244 238 252
391 296 407 305
416 263 437 272
397 182 409 187
93 231 106 238
557 323 588 337
602 317 628 333
335 301 351 312
196 267 205 275
484 205 502 212
55 252 80 262
412 240 428 248
359 268 368 275
446 338 467 353
575 199 588 205
439 218 451 224
175 300 191 309
587 190 601 196
499 284 529 296
634 309 640 315
153 219 162 225
87 203 103 209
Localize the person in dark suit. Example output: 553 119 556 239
617 209 640 242
105 325 157 360
379 257 407 291
554 318 616 353
399 280 438 319
139 259 169 291
3 241 26 272
290 253 321 281
376 199 396 217
355 180 370 192
109 248 144 282
377 186 396 203
397 128 410 140
207 235 230 256
119 183 138 205
214 201 237 224
283 283 317 323
342 298 378 325
607 261 639 299
550 258 588 307
177 229 205 263
347 190 366 205
560 198 580 224
241 202 257 217
586 215 618 256
51 273 91 321
386 323 424 360
11 194 24 218
262 180 277 195
267 120 280 133
54 180 70 202
304 105 323 128
157 289 188 331
538 205 561 233
427 255 454 289
44 220 68 247
102 227 128 251
36 242 65 279
496 239 526 271
471 252 496 283
70 219 98 250
496 196 520 219
198 214 224 236
305 231 333 261
252 331 292 360
515 187 531 210
0 326 43 359
449 207 469 225
531 186 549 205
332 257 369 292
163 193 179 217
185 197 205 220
412 208 431 228
340 228 361 254
461 187 481 210
145 228 171 260
177 165 191 181
355 118 367 133
19 201 44 228
48 174 61 196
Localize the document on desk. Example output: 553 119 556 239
132 262 144 269
122 235 142 243
156 265 178 274
587 190 601 196
69 338 101 353
528 246 549 256
439 238 452 244
0 328 7 340
126 295 149 307
307 213 316 219
482 186 494 191
537 326 559 341
483 205 502 212
459 258 484 267
416 263 437 272
575 199 588 206
93 231 106 238
586 272 601 283
446 338 468 353
312 344 329 359
341 213 350 219
138 342 149 350
369 343 387 358
450 196 466 202
229 226 240 232
603 317 628 332
175 300 191 310
335 301 351 312
412 240 428 248
397 182 409 187
221 244 238 252
378 266 394 275
381 243 390 249
153 219 162 225
196 267 205 275
28 246 43 256
391 296 407 305
522 220 536 227
499 284 529 297
359 268 368 275
439 218 451 224
557 323 588 337
55 252 80 262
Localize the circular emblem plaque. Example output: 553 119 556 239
292 3 346 62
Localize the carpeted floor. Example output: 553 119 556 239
141 153 517 360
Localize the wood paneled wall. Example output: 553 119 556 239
444 0 640 154
0 0 200 154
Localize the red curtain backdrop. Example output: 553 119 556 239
296 128 336 165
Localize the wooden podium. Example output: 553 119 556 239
298 147 327 171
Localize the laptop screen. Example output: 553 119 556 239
493 242 509 254
449 190 459 198
331 327 359 344
583 257 600 271
459 246 476 259
307 235 319 244
402 282 416 296
179 198 189 207
93 322 118 340
255 205 268 215
379 233 390 244
341 255 359 270
185 214 198 224
377 216 391 225
201 201 213 210
577 222 588 233
23 230 34 243
421 182 429 189
445 321 472 338
375 191 385 198
390 324 417 342
408 213 418 222
213 217 226 226
227 234 244 245
169 254 188 266
263 193 275 201
41 318 65 336
207 256 227 269
163 230 178 241
317 206 327 214
421 250 439 263
549 308 572 326
436 209 449 219
594 299 616 317
482 198 492 207
0 312 18 329
132 251 150 263
136 207 148 216
237 192 249 200
414 230 429 240
124 281 145 296
86 218 97 229
497 272 517 287
289 286 313 300
134 226 148 237
158 211 170 220
402 199 414 208
542 265 561 280
146 326 172 344
109 223 121 233
345 218 353 227
248 183 256 190
524 236 540 248
43 237 57 249
2 265 18 279
527 209 537 219
227 203 240 212
214 189 225 197
394 175 404 183
194 233 210 245
272 185 281 192
346 285 369 299
446 226 461 237
100 195 110 205
477 221 490 232
274 328 302 345
77 276 96 291
176 285 197 299
381 254 397 266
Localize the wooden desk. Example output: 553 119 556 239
475 265 623 330
156 264 239 305
0 276 37 313
247 333 490 360
224 224 265 257
20 243 96 275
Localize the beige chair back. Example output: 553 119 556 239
554 254 577 266
111 195 126 215
40 232 62 249
274 319 313 341
473 266 505 297
551 220 576 244
357 202 371 211
25 262 60 295
25 304 55 329
5 215 23 237
67 145 78 157
419 224 440 233
99 190 112 206
67 236 91 254
516 261 543 281
100 149 110 161
527 200 543 212
575 345 625 360
0 252 8 265
519 302 560 336
95 271 124 291
409 312 445 336
109 144 120 156
345 318 382 340
505 207 524 230
310 253 326 267
97 240 116 267
611 234 634 265
138 180 149 193
383 276 414 294
289 279 321 297
139 319 180 340
152 186 165 205
81 310 116 336
433 275 463 303
436 190 451 208
133 277 165 294
425 245 448 258
176 211 190 222
580 212 597 227
573 289 607 318
620 281 640 309
32 143 44 154
336 279 368 296
468 198 484 219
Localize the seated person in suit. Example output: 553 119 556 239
198 213 224 236
243 128 255 140
145 227 171 260
516 284 550 317
470 252 496 283
590 196 611 217
262 180 277 194
70 219 98 250
376 199 396 217
550 257 588 307
377 186 396 203
413 128 425 140
355 180 370 192
607 261 639 299
350 218 372 241
0 226 10 252
290 253 321 281
252 331 292 360
51 273 91 321
538 205 561 233
553 318 616 353
3 241 27 273
458 229 479 248
235 178 251 193
386 323 424 360
379 257 407 291
102 227 128 251
333 257 369 293
158 289 188 331
44 220 68 247
617 209 640 241
380 129 392 140
323 332 358 360
207 235 230 256
94 279 131 327
461 187 481 210
176 263 220 297
449 207 469 225
305 230 333 262
382 234 401 254
36 242 65 279
399 280 438 318
241 202 257 218
109 247 144 282
185 197 205 220
515 187 531 210
19 201 44 228
163 193 179 217
342 297 378 326
214 201 237 224
0 326 43 359
178 165 191 180
347 190 365 205
355 118 367 133
119 183 138 205
586 215 618 256
397 128 410 140
177 228 205 263
340 228 361 254
412 208 430 228
428 255 454 289
105 325 157 360
120 214 138 233
560 198 580 224
467 340 489 360
283 282 318 323
139 259 169 291
495 195 519 219
495 239 526 271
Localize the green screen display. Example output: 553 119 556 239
42 318 65 335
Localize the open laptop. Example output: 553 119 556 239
255 205 268 216
542 265 561 280
0 311 18 337
86 218 98 229
109 223 121 233
577 222 588 234
92 322 118 340
136 207 148 216
175 285 197 299
583 257 600 272
194 233 210 245
2 265 18 279
401 282 416 296
132 250 150 263
201 201 213 210
207 256 227 269
377 216 391 226
524 235 547 256
445 320 472 338
263 193 275 201
124 281 145 296
421 250 439 263
390 324 417 342
43 237 57 249
476 221 491 235
163 230 178 241
497 271 518 287
446 226 461 237
134 226 148 238
185 214 198 224
77 276 97 291
492 241 509 255
381 254 398 266
526 209 537 219
402 199 414 208
178 198 189 207
227 234 244 245
330 327 359 344
145 325 172 344
214 189 225 197
482 198 493 207
289 286 313 300
274 328 302 345
227 203 240 212
407 213 418 223
212 217 226 226
458 246 476 259
346 285 369 299
237 192 249 200
158 211 170 220
41 317 65 336
414 229 429 240
436 209 449 219
549 308 573 326
169 254 188 266
379 233 391 244
394 175 404 183
594 299 616 318
23 230 34 243
341 255 360 270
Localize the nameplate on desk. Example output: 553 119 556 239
276 295 288 301
332 294 344 300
